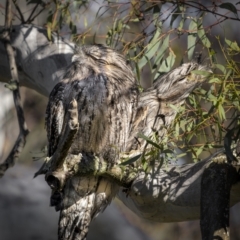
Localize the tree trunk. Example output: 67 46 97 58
200 161 239 239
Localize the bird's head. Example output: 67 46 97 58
154 62 211 104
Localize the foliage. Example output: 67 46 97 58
10 0 240 164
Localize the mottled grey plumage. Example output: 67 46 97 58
46 45 138 240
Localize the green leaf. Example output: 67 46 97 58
225 69 232 80
214 64 226 74
138 133 162 149
218 104 226 120
143 161 148 171
225 38 240 51
169 104 179 112
120 154 141 166
209 78 222 83
188 19 197 60
197 24 211 48
47 24 52 41
155 35 169 62
191 70 212 77
178 18 185 33
219 3 238 17
176 153 187 158
152 35 170 79
175 122 180 137
196 145 204 157
138 28 162 69
157 50 176 74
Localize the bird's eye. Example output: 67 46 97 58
177 76 185 82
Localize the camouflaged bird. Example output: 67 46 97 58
127 62 210 154
45 45 139 240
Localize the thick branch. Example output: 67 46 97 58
36 148 240 223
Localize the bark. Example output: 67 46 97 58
0 24 240 224
200 160 240 239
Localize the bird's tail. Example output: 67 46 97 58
57 175 118 240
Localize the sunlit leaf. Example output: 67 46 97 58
191 70 212 77
214 64 226 74
225 38 240 51
138 28 162 69
47 23 52 41
152 35 170 79
188 19 197 60
209 78 222 83
178 18 185 34
169 104 179 112
157 50 176 73
196 145 204 157
197 24 211 48
218 104 226 120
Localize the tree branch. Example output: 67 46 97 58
0 3 29 177
35 147 240 223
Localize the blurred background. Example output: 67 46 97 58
1 0 240 239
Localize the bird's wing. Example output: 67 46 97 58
45 82 66 157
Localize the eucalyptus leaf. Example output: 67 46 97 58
219 3 238 17
225 38 240 51
138 133 162 149
120 154 142 166
188 19 197 60
197 24 211 48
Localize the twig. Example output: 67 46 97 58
0 0 29 177
26 3 39 23
29 2 50 23
12 0 25 23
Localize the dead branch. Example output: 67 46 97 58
0 0 29 177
